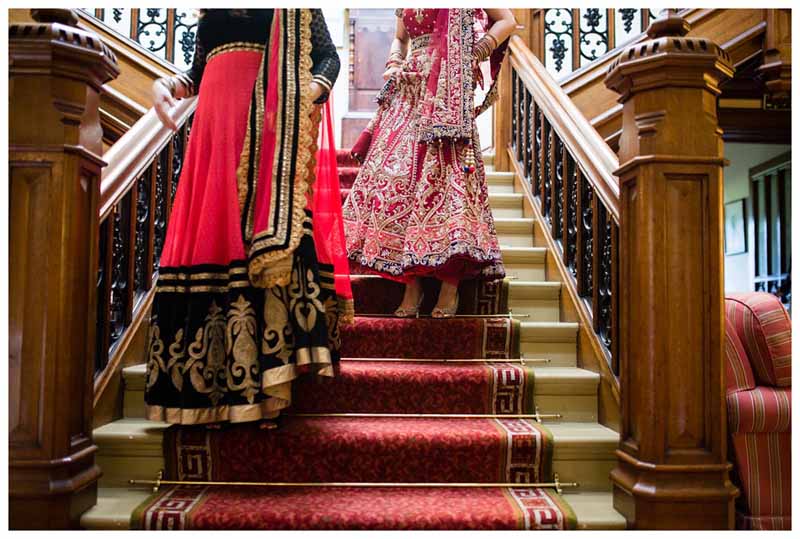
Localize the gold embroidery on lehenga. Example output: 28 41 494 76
167 329 186 391
225 295 260 403
289 266 324 332
146 324 165 390
186 301 227 405
262 286 294 363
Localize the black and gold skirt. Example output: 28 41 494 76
144 233 342 425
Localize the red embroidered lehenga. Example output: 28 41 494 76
343 9 508 285
144 9 352 425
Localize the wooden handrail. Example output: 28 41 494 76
100 97 196 220
504 35 621 383
509 36 619 223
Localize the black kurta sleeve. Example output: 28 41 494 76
174 35 206 98
309 9 340 104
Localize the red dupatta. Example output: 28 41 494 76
310 97 354 322
418 8 509 142
354 9 508 162
235 9 353 320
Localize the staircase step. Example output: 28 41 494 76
507 281 561 322
94 418 616 490
486 171 515 193
562 491 627 530
489 193 524 218
81 487 152 530
519 322 579 368
81 485 625 530
500 247 546 281
547 422 618 490
84 484 584 530
494 217 534 247
532 367 598 422
123 363 598 421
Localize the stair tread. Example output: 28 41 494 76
561 491 627 530
95 417 617 454
80 487 153 530
82 486 625 530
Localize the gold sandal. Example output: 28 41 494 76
394 292 424 318
432 291 459 319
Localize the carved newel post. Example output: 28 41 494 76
604 11 738 529
9 9 119 529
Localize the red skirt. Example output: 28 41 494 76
145 50 340 425
160 50 261 267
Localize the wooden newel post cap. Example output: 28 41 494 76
10 8 120 88
30 8 80 26
604 11 734 101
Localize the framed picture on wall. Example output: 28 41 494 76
724 199 747 255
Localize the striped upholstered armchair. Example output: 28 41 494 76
724 292 792 530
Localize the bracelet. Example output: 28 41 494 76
473 35 495 63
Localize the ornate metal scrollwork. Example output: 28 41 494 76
134 172 151 294
579 8 609 65
95 220 109 374
580 178 594 299
523 89 532 180
552 136 564 241
173 9 198 70
565 155 578 278
511 70 518 156
136 8 168 60
543 122 552 219
544 9 573 75
153 148 168 267
619 8 637 33
109 196 131 346
529 97 538 194
597 205 613 350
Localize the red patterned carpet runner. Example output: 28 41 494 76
133 149 575 530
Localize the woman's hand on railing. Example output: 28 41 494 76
152 79 178 132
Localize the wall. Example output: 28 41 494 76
722 142 790 293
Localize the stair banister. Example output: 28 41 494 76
93 96 196 404
501 31 622 402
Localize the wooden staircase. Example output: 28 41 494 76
80 158 626 530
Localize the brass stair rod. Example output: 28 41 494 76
287 411 561 421
130 471 578 495
356 313 530 319
341 357 550 364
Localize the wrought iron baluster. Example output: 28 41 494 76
579 174 594 299
564 153 578 276
109 197 131 349
596 204 613 349
529 98 538 194
134 171 151 295
511 69 518 156
95 219 110 375
523 88 532 180
542 121 552 220
516 73 525 163
551 136 564 242
153 146 168 267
